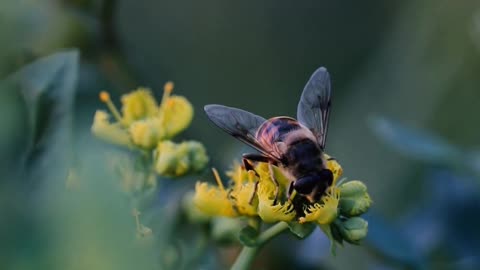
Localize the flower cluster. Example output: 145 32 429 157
91 82 209 177
193 155 371 249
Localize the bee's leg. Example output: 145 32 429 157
287 182 297 204
268 163 280 204
242 153 274 176
243 153 280 203
248 180 259 205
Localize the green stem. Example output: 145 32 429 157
230 221 289 270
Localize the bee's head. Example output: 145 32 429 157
293 169 333 203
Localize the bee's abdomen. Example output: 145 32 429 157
256 117 301 145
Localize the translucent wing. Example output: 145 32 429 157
296 67 332 149
204 104 281 162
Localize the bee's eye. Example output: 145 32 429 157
294 169 333 196
293 175 320 194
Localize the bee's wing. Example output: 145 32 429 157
204 104 281 162
296 67 332 149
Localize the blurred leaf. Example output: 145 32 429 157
369 116 461 164
6 50 79 181
287 221 316 239
238 225 259 247
370 117 480 180
365 213 425 269
318 224 338 256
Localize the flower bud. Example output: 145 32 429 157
154 141 208 177
186 141 209 172
338 180 372 217
121 88 158 124
335 217 368 244
154 141 186 176
210 217 244 244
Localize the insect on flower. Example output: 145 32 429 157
205 67 335 208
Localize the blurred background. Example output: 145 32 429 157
1 0 480 269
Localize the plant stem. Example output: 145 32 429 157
230 221 289 270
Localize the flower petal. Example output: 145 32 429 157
91 110 131 147
193 182 237 217
121 88 158 124
299 187 339 224
257 183 295 222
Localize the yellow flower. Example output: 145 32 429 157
91 110 131 147
256 183 295 222
159 95 194 138
193 169 237 217
129 118 165 149
154 141 209 177
325 154 343 184
121 88 158 124
226 162 250 187
299 187 339 224
230 171 258 216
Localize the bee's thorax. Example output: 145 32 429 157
284 138 325 178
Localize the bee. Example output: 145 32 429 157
204 67 333 205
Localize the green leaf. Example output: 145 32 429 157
318 224 337 256
287 221 316 239
369 116 461 164
4 50 79 182
211 217 244 245
238 225 259 247
364 214 424 269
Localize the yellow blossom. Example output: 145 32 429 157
230 172 258 216
325 154 343 184
91 110 131 147
256 183 295 222
121 87 158 124
226 162 250 187
193 169 237 217
299 187 339 224
129 118 165 149
159 95 194 138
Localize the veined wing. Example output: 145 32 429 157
204 104 281 162
296 67 332 149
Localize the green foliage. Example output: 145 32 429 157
238 225 260 247
287 221 317 239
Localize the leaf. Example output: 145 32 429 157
318 224 337 256
4 50 79 183
238 225 259 247
287 221 316 239
369 116 461 164
364 213 424 269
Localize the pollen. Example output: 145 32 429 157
99 91 110 103
164 81 174 95
299 187 339 224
